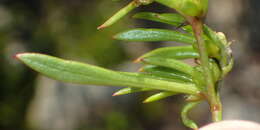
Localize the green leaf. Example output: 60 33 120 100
98 1 155 29
143 92 177 103
114 28 196 43
16 53 199 95
133 12 185 26
181 101 201 129
222 58 234 77
98 1 138 29
141 65 193 82
190 59 221 91
139 57 194 76
113 87 151 96
133 12 193 33
192 66 206 91
204 25 234 78
209 59 221 82
139 45 199 60
113 64 195 96
155 0 208 17
182 25 193 33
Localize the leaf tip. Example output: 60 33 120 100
112 89 127 96
154 14 160 18
142 99 150 104
112 92 120 96
138 67 144 72
112 34 118 40
14 53 22 59
15 53 30 61
133 58 143 63
97 24 106 30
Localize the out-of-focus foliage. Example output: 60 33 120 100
1 0 260 130
0 0 129 129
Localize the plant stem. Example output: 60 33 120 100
189 17 222 122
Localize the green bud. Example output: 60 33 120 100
155 0 208 17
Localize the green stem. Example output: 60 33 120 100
189 18 222 122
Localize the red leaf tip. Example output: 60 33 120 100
14 53 25 59
97 24 106 30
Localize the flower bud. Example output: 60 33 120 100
155 0 208 17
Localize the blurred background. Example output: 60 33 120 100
0 0 260 130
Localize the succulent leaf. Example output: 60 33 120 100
139 45 199 60
113 87 151 96
143 92 177 103
139 57 194 75
98 1 139 29
181 101 201 129
114 28 196 43
16 53 199 95
141 65 193 82
133 12 185 26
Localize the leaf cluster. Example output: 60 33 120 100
16 0 234 129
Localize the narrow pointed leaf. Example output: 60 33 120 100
114 28 196 43
133 12 193 33
143 92 177 103
182 25 193 33
209 59 221 82
133 12 185 26
113 64 195 96
181 101 201 129
113 87 151 96
16 53 199 95
192 66 207 91
139 45 199 60
139 57 194 75
141 65 193 82
98 1 138 29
